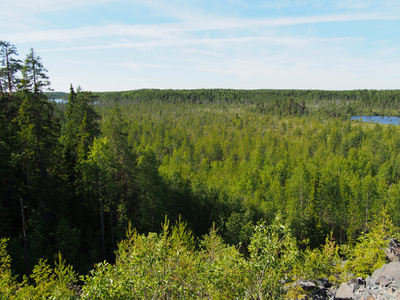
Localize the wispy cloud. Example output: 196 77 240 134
3 12 391 44
2 0 399 91
261 0 400 11
1 0 113 14
375 47 400 56
121 61 161 70
0 0 115 32
2 24 172 44
37 35 363 53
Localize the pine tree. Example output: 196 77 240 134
77 137 114 260
63 85 100 198
64 86 100 163
12 50 60 273
20 48 51 94
103 103 137 242
61 86 101 263
0 41 21 97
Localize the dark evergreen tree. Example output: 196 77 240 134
63 85 100 200
60 86 101 267
11 49 60 274
0 41 21 97
64 86 100 163
103 103 137 242
20 48 51 94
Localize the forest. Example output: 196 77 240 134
2 41 400 298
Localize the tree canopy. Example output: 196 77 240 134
1 41 400 298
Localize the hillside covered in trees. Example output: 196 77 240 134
2 41 400 298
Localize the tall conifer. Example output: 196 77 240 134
0 41 21 97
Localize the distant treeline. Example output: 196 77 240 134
94 88 400 102
45 91 69 100
91 89 400 117
47 88 400 117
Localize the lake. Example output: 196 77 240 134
351 115 400 125
51 99 67 103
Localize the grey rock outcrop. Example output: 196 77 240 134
290 241 400 299
335 262 400 299
290 278 335 300
335 282 354 299
386 239 400 262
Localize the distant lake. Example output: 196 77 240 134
351 115 400 125
49 99 100 105
50 99 67 103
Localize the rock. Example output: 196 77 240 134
286 240 400 299
348 277 365 291
335 282 354 299
360 296 376 300
287 279 335 300
315 277 331 288
308 287 335 300
371 262 400 283
298 280 317 292
386 238 400 262
365 275 373 286
356 277 365 287
375 275 391 287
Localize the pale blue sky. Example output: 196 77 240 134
1 0 400 92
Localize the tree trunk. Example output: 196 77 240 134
109 206 115 249
20 198 29 274
6 48 12 96
99 177 106 260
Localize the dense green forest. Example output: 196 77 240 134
95 88 400 117
47 87 400 117
2 41 400 298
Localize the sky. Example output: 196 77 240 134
1 0 400 92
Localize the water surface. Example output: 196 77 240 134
351 116 400 125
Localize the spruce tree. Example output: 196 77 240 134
0 41 21 97
20 48 51 94
64 86 100 162
103 103 137 241
13 50 60 273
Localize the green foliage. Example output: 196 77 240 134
15 254 76 299
55 219 81 266
0 239 76 299
4 39 400 290
20 48 50 93
0 41 21 96
343 210 398 278
81 217 300 299
0 238 18 299
45 91 68 100
286 209 399 298
135 148 166 232
296 233 342 284
2 214 398 299
80 218 197 299
97 88 400 117
14 92 59 178
197 224 249 298
247 214 299 299
64 86 100 163
224 210 254 246
82 216 358 299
